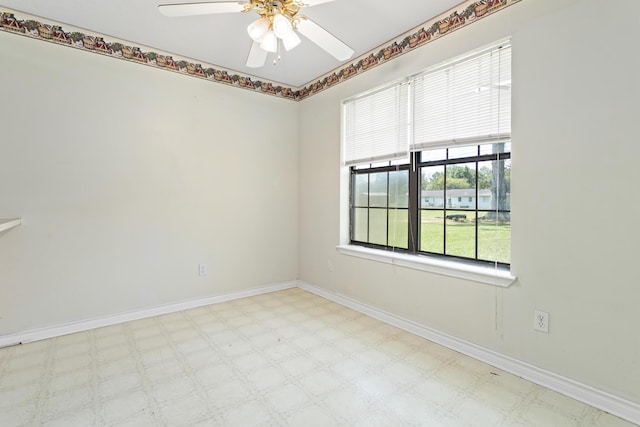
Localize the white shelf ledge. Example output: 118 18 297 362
0 218 22 233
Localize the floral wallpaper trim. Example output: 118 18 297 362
0 9 295 100
1 0 520 102
299 0 521 100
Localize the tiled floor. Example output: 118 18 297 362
0 288 635 426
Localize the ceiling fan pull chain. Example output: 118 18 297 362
273 38 282 65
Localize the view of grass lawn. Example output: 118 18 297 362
422 210 510 264
357 207 510 264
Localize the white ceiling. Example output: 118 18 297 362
0 0 462 87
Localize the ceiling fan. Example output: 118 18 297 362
158 0 355 68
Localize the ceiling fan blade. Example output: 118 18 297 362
246 41 268 68
158 2 245 17
296 18 354 61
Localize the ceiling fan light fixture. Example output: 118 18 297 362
247 17 270 42
159 0 354 67
272 13 293 39
282 30 301 51
260 30 278 53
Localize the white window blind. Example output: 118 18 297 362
342 82 410 166
412 44 511 150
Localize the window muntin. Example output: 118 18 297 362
350 160 410 250
351 144 510 267
422 146 510 265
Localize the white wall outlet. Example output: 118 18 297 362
534 310 549 333
327 260 333 271
198 263 208 277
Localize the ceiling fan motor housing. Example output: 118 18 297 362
248 0 301 24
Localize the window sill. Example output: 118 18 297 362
336 245 516 287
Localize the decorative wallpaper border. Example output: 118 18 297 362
297 0 520 100
1 0 520 101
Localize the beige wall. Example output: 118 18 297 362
299 0 640 404
1 0 639 409
0 32 299 335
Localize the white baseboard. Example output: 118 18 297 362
297 281 640 426
2 279 637 424
0 281 297 348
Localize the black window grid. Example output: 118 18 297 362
350 145 511 268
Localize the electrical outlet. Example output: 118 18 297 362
534 310 549 333
327 260 333 271
198 263 208 277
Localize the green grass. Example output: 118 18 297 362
421 210 511 263
356 208 511 264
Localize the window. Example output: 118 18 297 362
343 41 511 270
351 160 410 249
419 144 511 265
351 144 510 266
